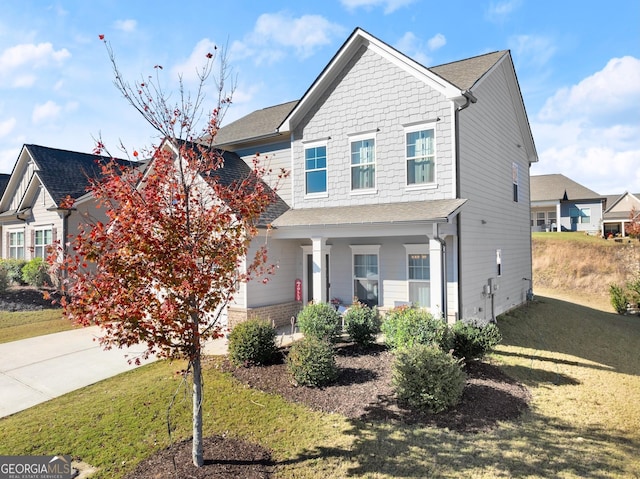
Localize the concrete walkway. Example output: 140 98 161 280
0 325 302 418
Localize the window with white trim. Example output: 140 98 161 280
570 207 591 224
512 162 519 202
406 126 435 185
350 137 375 190
9 231 24 259
34 228 53 259
351 245 380 307
304 144 327 195
405 244 430 307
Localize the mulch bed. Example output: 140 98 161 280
126 343 530 479
0 286 62 311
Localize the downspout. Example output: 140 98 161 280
454 90 477 321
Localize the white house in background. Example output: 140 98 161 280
530 174 604 234
602 192 640 237
217 27 537 326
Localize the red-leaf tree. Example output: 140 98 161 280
51 37 283 467
628 207 640 238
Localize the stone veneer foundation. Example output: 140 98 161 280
227 301 303 330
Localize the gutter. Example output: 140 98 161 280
454 90 477 321
433 223 448 321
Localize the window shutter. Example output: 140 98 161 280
52 227 58 244
30 230 35 259
5 232 9 258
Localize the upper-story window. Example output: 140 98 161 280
406 127 435 186
34 228 53 259
350 137 376 191
304 144 327 195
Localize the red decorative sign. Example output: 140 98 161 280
295 278 302 302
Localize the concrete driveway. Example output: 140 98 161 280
0 326 158 418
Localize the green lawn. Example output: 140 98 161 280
0 309 76 344
1 293 638 478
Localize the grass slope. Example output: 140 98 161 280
0 309 75 344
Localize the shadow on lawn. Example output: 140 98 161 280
498 295 640 376
337 412 639 478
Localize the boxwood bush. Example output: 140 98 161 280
392 343 466 413
227 319 278 366
21 257 50 288
296 302 342 342
286 336 338 387
1 259 27 285
381 306 448 350
449 320 502 362
343 301 380 346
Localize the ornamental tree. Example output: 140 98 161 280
50 37 284 468
627 207 640 238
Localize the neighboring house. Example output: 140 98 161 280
601 192 640 237
0 144 136 263
530 174 603 234
217 28 537 326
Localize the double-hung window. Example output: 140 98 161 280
9 231 24 259
406 126 435 186
304 144 327 195
350 136 375 191
34 228 53 259
351 245 380 307
405 245 430 307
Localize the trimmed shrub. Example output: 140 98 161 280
381 306 448 350
228 319 278 367
0 265 10 293
2 259 28 285
21 257 50 288
343 302 381 346
286 337 338 387
393 344 466 413
449 320 502 362
296 302 342 342
610 284 629 314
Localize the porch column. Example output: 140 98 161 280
556 203 561 232
429 237 444 318
311 237 328 303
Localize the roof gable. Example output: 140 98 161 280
430 50 508 90
530 174 601 202
279 28 470 132
604 191 640 214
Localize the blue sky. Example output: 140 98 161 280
1 0 638 194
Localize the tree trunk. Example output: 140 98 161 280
192 354 204 467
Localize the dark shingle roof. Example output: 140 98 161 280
214 101 298 146
272 199 466 228
171 141 289 227
25 144 136 205
0 174 10 198
530 174 601 202
430 51 508 90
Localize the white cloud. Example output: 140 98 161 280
232 13 346 64
113 19 137 32
0 43 70 70
486 0 522 22
172 38 219 83
0 117 16 137
32 101 62 124
0 147 21 174
0 42 71 88
394 32 446 66
509 34 556 69
531 56 640 194
340 0 417 14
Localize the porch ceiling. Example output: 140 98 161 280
272 198 467 228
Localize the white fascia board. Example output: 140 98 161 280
279 29 462 132
0 145 30 211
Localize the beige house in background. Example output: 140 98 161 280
602 192 640 237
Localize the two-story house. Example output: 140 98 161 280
218 28 537 326
0 28 537 327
